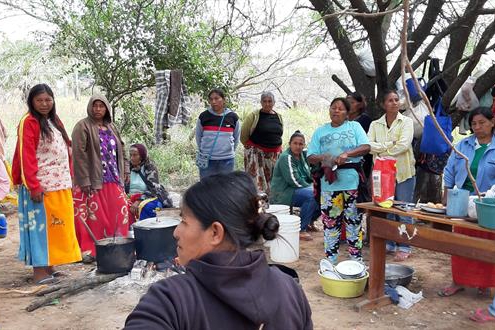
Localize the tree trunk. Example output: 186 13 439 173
442 18 495 108
442 0 488 85
309 0 374 99
474 64 495 98
388 0 445 83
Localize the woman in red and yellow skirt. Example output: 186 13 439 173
72 94 130 261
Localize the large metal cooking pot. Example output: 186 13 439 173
133 217 180 262
96 237 135 274
385 263 414 287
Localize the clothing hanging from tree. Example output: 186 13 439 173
154 69 191 143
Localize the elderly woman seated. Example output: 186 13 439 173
126 144 173 222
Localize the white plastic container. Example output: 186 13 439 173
263 204 292 247
266 204 291 214
270 214 300 263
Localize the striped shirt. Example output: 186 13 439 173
195 108 240 160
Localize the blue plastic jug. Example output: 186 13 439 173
446 188 470 217
0 213 6 238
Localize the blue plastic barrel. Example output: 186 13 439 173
0 214 6 238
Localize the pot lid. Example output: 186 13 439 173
96 237 134 245
133 216 180 229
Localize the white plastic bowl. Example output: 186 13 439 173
335 260 365 278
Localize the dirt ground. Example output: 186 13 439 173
1 212 493 330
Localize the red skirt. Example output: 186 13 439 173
73 182 130 256
451 226 495 288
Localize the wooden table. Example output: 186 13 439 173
355 202 495 311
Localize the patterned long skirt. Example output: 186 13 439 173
18 186 81 266
73 182 129 256
321 190 362 264
244 146 280 195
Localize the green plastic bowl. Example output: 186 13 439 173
474 198 495 229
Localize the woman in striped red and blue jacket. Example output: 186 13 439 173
195 89 240 179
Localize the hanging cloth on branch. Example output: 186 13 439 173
154 69 192 143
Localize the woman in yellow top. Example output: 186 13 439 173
368 90 415 262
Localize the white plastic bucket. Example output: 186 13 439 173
266 204 291 214
270 214 300 263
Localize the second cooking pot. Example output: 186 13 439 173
133 217 180 262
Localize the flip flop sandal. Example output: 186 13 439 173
51 271 69 277
299 232 313 241
307 225 320 232
470 308 495 323
82 254 96 264
393 251 411 262
437 286 464 297
36 275 61 285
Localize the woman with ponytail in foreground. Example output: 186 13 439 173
125 171 313 330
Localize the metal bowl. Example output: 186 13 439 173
385 263 414 287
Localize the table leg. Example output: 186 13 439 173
355 232 391 311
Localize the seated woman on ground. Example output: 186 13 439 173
126 143 173 222
270 131 321 241
125 171 312 329
438 107 495 297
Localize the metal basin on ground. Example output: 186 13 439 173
385 263 414 287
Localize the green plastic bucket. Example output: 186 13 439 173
474 198 495 230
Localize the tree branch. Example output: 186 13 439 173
388 0 445 83
473 64 495 98
442 17 495 107
321 4 402 19
309 0 373 98
443 0 489 85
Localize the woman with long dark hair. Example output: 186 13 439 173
125 172 312 329
12 84 81 283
